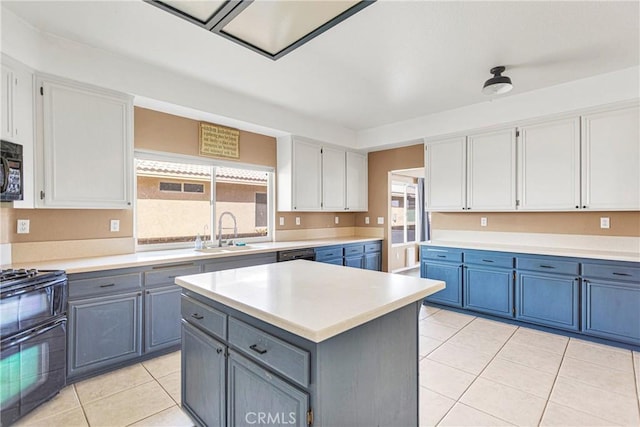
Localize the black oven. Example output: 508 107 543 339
0 140 23 202
1 269 68 426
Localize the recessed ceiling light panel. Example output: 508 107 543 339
146 0 375 60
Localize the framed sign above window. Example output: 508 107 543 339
199 122 240 159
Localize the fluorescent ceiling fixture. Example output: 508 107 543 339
147 0 375 60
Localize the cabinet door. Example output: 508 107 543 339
467 128 517 211
322 146 345 210
581 105 640 210
464 267 513 317
518 118 580 210
364 252 381 271
346 151 368 211
292 139 322 211
421 261 463 307
145 285 182 353
582 279 640 345
39 78 132 208
425 137 466 211
228 350 309 427
344 255 364 269
182 321 226 427
1 66 13 140
516 272 579 331
68 292 142 378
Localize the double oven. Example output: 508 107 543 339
0 269 68 426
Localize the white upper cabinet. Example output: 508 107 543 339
345 151 368 211
425 136 467 211
581 105 640 210
322 146 346 211
2 56 36 208
277 136 368 212
36 75 133 209
466 128 517 211
518 118 581 210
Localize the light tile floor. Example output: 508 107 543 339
14 305 640 427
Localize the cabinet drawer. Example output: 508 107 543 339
421 248 463 263
181 295 227 340
582 263 640 283
465 252 513 269
145 264 201 287
343 244 364 256
364 242 381 253
315 246 343 261
69 273 142 299
516 257 579 276
228 317 310 388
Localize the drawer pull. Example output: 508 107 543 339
191 313 204 320
99 283 115 288
482 259 494 263
612 272 631 276
250 344 268 355
437 255 446 258
539 265 555 269
152 263 195 270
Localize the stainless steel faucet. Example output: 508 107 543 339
218 211 238 247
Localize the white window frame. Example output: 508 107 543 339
134 149 275 252
390 181 420 247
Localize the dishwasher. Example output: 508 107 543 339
276 248 316 262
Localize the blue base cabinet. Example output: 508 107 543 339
421 244 640 349
516 272 579 331
464 267 513 318
314 241 382 271
421 248 463 307
463 251 514 318
581 262 640 346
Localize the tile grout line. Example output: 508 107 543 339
633 352 640 420
534 336 569 426
433 318 519 426
73 384 92 427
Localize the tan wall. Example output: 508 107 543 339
134 107 277 168
432 211 640 237
276 212 356 230
389 243 420 272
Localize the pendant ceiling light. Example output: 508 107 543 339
482 66 513 95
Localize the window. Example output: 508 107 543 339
135 155 273 248
391 181 418 245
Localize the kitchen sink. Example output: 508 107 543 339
196 245 253 253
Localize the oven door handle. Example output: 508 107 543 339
1 317 66 349
0 276 67 299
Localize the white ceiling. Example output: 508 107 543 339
3 0 639 132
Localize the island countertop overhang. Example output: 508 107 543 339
175 260 445 343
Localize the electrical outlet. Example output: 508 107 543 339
279 217 285 226
17 219 29 234
334 216 339 224
600 217 610 229
365 216 370 225
295 217 301 226
481 217 488 227
110 219 120 232
377 217 384 225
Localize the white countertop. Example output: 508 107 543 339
15 237 381 274
176 260 445 343
421 240 640 263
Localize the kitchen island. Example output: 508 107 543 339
175 260 445 427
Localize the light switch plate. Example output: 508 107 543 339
481 217 488 227
17 219 29 234
365 216 370 225
279 217 285 226
377 217 384 225
110 219 120 232
334 216 339 224
600 217 610 229
295 217 301 226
